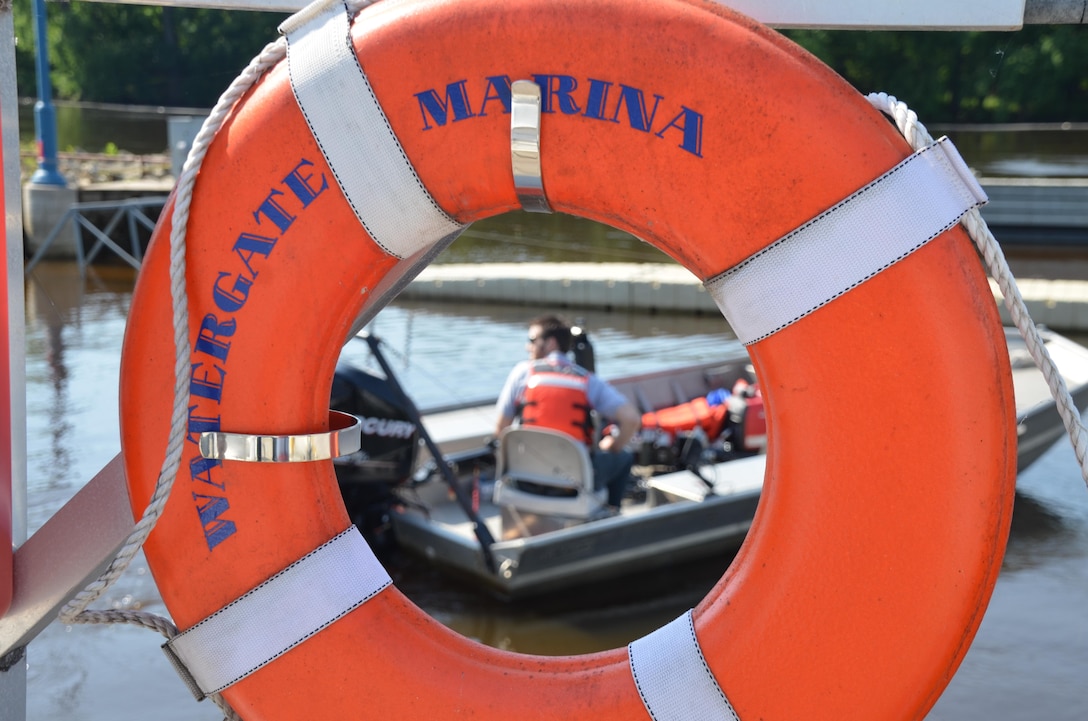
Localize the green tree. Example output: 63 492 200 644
11 0 41 98
13 0 284 107
784 26 1088 122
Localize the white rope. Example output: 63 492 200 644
54 30 291 721
55 36 289 628
54 3 382 715
866 92 1088 487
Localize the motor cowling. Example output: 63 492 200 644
330 361 421 551
330 361 420 485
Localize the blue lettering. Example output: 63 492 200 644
193 493 237 550
186 405 220 445
478 76 512 116
612 85 663 132
415 79 476 130
412 75 704 160
187 156 330 551
195 314 235 362
189 362 225 402
233 233 277 280
254 189 295 234
189 455 224 490
533 74 581 115
583 78 613 120
655 106 704 158
212 271 253 314
282 159 328 208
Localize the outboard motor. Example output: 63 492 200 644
571 318 596 372
330 361 420 550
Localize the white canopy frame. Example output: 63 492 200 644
66 0 1088 27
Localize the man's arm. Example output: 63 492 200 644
495 412 515 437
494 362 526 437
598 401 640 452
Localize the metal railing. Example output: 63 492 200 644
23 195 167 275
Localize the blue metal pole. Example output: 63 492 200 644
29 0 65 187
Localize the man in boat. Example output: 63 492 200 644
495 314 642 516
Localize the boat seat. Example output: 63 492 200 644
492 427 607 519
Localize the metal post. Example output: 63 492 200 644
0 6 13 622
29 0 65 187
1 2 29 719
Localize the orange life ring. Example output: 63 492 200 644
119 0 1016 718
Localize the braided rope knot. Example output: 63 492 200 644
867 91 1088 487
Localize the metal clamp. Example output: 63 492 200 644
199 410 362 463
511 80 552 213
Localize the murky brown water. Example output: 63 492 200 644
18 253 1088 720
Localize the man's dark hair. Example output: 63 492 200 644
531 314 572 353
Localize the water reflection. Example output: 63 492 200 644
23 262 135 529
40 300 72 490
941 124 1088 178
389 537 734 656
1002 491 1081 572
17 102 173 156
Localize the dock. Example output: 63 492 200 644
977 176 1088 246
400 262 1088 335
25 175 1088 333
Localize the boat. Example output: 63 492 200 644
331 326 1088 600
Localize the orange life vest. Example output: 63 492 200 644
517 360 594 445
642 396 728 440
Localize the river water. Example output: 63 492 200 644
17 230 1088 719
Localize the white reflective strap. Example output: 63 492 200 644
527 374 589 391
163 527 390 699
706 137 987 345
280 0 464 259
628 610 738 721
